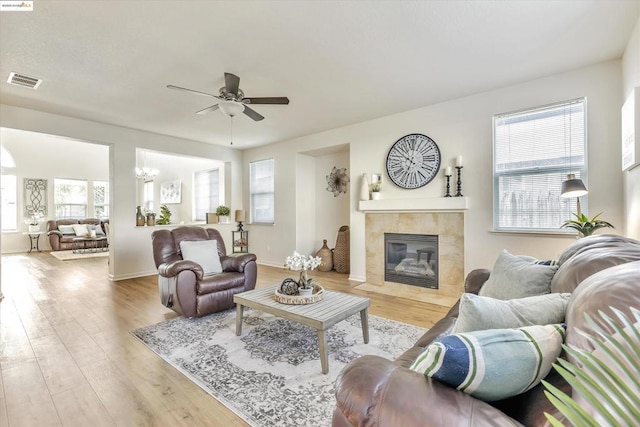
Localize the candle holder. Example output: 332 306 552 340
445 174 452 197
455 166 463 197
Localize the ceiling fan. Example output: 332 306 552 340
167 72 289 121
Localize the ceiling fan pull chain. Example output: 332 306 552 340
230 116 233 145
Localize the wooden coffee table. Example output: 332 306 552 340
234 285 370 374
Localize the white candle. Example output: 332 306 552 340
445 166 452 176
456 155 463 167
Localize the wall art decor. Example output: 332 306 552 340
160 180 182 204
23 178 47 217
326 166 350 197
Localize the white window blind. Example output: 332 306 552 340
143 180 154 213
193 169 219 221
493 98 587 231
93 180 109 219
54 178 87 219
250 158 275 224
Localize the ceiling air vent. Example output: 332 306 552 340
7 72 42 89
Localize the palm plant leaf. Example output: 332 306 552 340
543 309 640 426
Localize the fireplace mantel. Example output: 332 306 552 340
359 197 469 212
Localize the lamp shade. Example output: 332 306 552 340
219 101 245 118
235 210 246 222
561 174 588 198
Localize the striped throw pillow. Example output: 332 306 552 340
410 324 566 402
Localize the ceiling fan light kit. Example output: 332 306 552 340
168 72 289 122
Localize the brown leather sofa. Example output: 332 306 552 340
46 218 109 251
151 226 257 318
333 235 640 426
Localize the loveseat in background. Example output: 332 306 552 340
333 234 640 426
46 218 109 251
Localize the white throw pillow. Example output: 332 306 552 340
179 240 222 276
71 224 90 237
452 292 571 333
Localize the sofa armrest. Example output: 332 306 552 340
465 268 491 294
221 253 257 273
47 230 63 237
158 259 204 280
333 355 522 427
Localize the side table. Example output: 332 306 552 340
23 231 44 253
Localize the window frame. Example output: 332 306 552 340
192 168 220 222
93 180 109 219
249 158 275 225
1 174 17 231
54 178 88 219
492 97 588 233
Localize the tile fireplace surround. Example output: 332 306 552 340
358 198 468 307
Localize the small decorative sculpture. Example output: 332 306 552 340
279 278 300 295
326 166 350 197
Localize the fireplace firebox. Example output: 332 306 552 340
384 233 438 289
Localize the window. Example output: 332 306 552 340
250 158 275 224
193 169 219 221
93 180 109 219
493 98 586 232
1 174 17 231
55 178 87 218
143 180 154 213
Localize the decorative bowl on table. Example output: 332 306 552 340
274 283 324 305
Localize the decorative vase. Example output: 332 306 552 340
28 225 39 233
371 191 381 200
219 215 230 224
333 225 350 274
146 212 156 226
315 239 333 272
136 206 146 226
359 173 370 201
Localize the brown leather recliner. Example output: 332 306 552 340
151 226 257 318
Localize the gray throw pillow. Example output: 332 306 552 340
478 250 558 300
452 292 571 334
179 240 222 276
58 224 75 235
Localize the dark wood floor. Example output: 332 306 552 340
0 252 449 426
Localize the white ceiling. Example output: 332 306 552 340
1 1 638 149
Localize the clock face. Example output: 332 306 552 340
386 134 441 189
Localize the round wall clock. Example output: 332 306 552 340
386 133 441 189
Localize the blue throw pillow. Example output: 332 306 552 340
410 324 566 402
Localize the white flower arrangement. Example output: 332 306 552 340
24 212 44 226
284 251 323 289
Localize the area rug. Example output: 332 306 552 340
50 250 109 261
131 308 426 426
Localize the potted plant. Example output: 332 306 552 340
156 204 172 225
543 308 639 426
216 205 231 223
284 251 323 296
370 173 382 200
25 212 44 233
561 212 614 237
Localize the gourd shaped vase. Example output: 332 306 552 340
315 239 333 272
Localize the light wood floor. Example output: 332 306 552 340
0 252 450 426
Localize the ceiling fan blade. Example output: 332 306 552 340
167 84 220 98
243 97 290 105
224 73 240 97
196 104 220 115
243 105 265 121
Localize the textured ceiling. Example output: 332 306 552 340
1 1 638 149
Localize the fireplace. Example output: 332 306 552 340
384 233 438 289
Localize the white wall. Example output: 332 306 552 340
622 15 640 240
0 104 243 280
243 60 625 281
